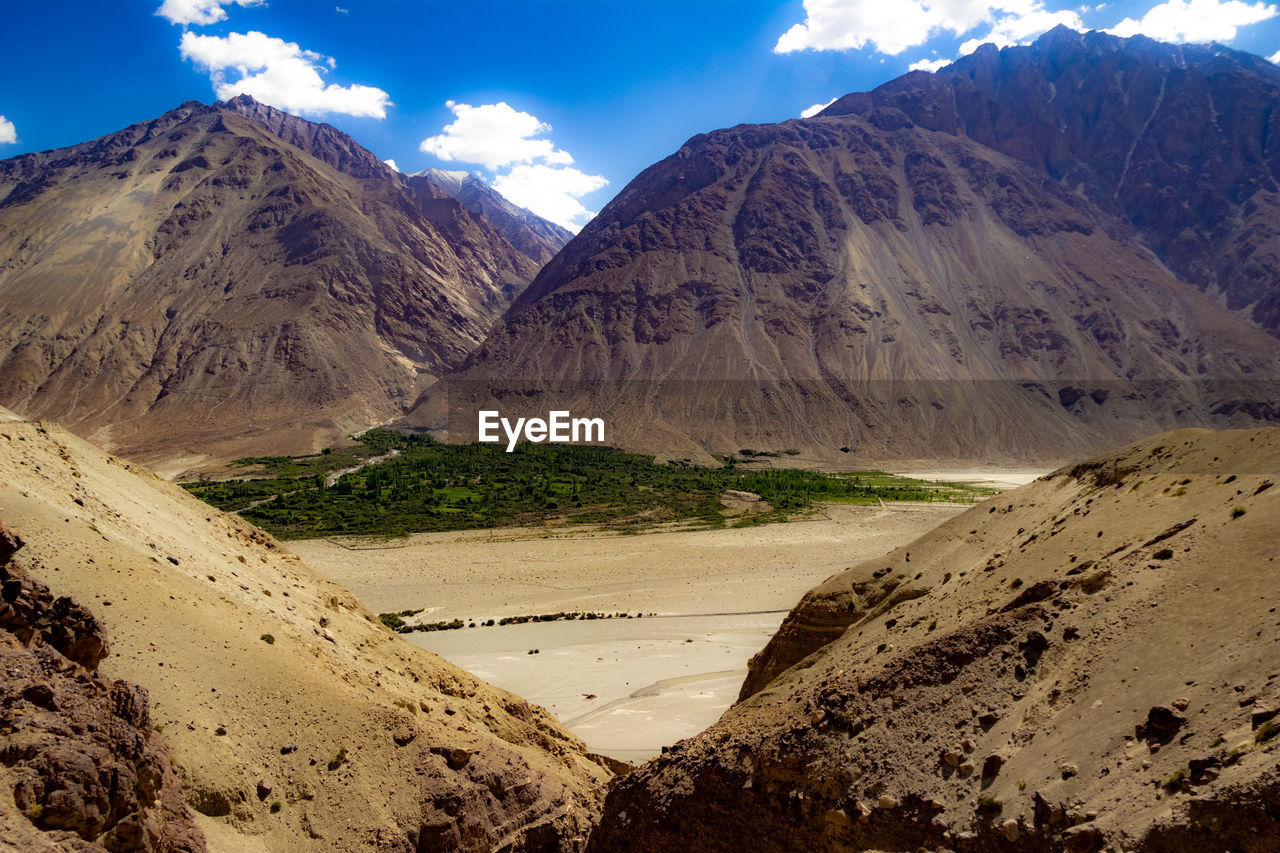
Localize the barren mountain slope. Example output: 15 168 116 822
590 427 1280 852
423 94 1280 463
825 26 1280 336
0 407 609 852
0 97 543 471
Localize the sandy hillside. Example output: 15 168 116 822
590 428 1280 851
0 407 610 853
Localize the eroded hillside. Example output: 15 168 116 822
0 406 609 852
590 428 1280 851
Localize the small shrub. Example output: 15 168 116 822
215 725 227 736
1256 720 1279 744
976 795 1003 816
1162 768 1187 792
1231 506 1247 519
270 801 282 813
1153 548 1174 560
260 633 275 644
327 748 348 770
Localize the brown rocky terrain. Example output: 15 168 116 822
0 405 610 851
420 36 1280 463
825 26 1280 337
589 427 1280 851
1 521 206 852
0 96 549 473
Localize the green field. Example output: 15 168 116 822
181 430 996 540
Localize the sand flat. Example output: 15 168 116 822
291 503 968 620
292 503 974 757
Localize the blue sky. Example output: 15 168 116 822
2 1 1279 229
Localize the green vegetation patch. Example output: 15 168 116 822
182 430 996 540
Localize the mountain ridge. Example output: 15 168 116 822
415 33 1280 463
0 96 547 471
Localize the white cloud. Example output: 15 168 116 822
1106 0 1278 43
180 30 390 118
801 98 838 117
419 101 574 171
1271 49 1280 61
492 164 609 231
775 0 1083 56
419 101 606 230
156 0 263 26
959 6 1084 52
910 57 953 71
0 115 15 144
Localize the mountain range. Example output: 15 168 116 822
420 26 1280 464
0 96 563 472
3 28 1280 468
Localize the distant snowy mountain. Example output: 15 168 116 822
414 167 573 263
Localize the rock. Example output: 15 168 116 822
431 746 472 770
1189 754 1222 783
1001 818 1021 841
1137 705 1187 743
1062 824 1105 852
0 532 206 851
943 748 963 767
876 794 899 809
1033 791 1069 828
256 778 274 800
1250 698 1280 730
978 710 1000 728
982 754 1004 778
957 762 976 778
1060 762 1079 779
961 738 977 753
1172 696 1190 710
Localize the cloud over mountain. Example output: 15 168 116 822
420 100 607 231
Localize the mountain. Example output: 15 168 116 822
0 96 546 472
588 427 1280 851
416 167 573 264
0 405 610 851
823 26 1280 337
417 31 1280 464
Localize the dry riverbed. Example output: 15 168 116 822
294 475 1041 759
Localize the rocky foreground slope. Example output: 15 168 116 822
1 522 206 852
0 96 548 472
0 405 609 852
590 427 1280 851
425 32 1280 464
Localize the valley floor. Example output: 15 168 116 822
292 482 1042 759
